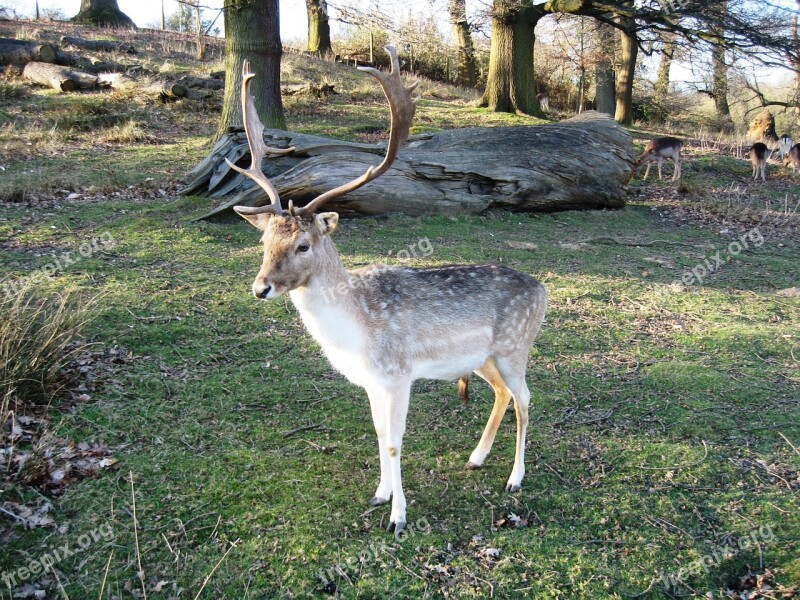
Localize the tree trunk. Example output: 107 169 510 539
480 0 545 116
448 0 477 87
0 39 57 66
711 43 731 118
217 0 286 140
22 61 101 91
594 23 616 116
183 112 635 218
615 4 637 125
71 0 135 28
306 0 332 56
652 32 676 122
709 0 733 128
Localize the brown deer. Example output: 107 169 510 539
749 142 768 182
634 137 682 181
230 47 547 537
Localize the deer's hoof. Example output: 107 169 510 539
368 496 390 507
387 520 406 537
505 482 521 493
466 461 481 470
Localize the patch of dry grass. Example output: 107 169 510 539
0 283 97 431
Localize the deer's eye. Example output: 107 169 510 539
297 243 310 253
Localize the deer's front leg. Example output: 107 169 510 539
382 381 411 536
365 386 392 507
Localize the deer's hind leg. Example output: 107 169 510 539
467 357 512 469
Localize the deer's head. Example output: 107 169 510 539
237 210 339 299
229 48 417 300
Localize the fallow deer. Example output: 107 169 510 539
634 137 682 181
784 143 800 174
749 142 768 182
536 92 550 112
229 48 547 536
779 134 793 159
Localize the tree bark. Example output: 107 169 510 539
448 0 477 87
183 112 634 218
217 0 286 140
0 39 57 66
615 3 637 125
306 0 332 56
594 23 616 116
71 0 135 28
652 32 676 122
480 0 545 116
22 61 100 91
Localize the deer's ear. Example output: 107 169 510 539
314 212 339 236
234 207 272 231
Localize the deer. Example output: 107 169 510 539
776 134 794 161
536 92 550 112
784 143 800 174
228 47 548 537
748 142 768 182
634 137 682 181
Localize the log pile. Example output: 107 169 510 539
183 111 636 218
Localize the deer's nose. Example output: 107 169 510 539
253 281 272 299
258 285 272 299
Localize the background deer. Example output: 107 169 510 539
536 92 550 112
749 142 768 182
634 137 682 181
229 48 547 536
777 134 793 161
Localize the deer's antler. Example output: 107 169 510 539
293 46 419 217
232 47 418 220
229 59 294 218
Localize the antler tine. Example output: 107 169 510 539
227 60 294 216
294 46 418 218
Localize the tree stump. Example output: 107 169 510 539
183 111 636 219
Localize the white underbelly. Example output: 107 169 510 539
411 354 488 381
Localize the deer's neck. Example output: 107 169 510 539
289 240 364 336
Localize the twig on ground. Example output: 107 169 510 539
193 538 241 600
129 471 147 600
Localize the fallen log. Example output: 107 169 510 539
176 75 224 91
282 82 337 97
60 35 136 54
183 111 636 218
0 38 56 66
22 61 100 91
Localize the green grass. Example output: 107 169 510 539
0 198 797 598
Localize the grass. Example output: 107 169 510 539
0 20 799 600
0 282 96 427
